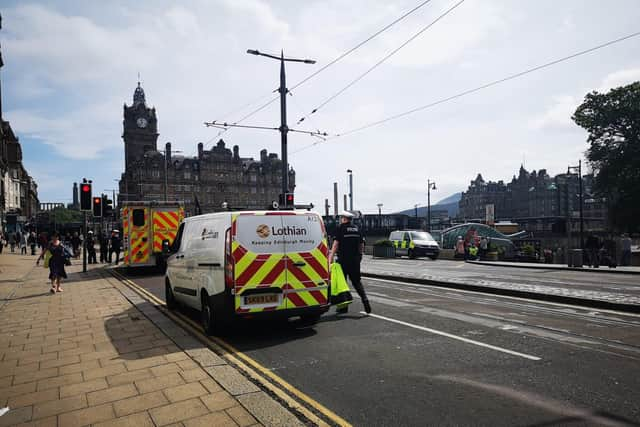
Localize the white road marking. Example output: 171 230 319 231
363 312 542 361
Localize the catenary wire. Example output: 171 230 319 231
204 0 436 145
292 30 640 154
296 0 465 125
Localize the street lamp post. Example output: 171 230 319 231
377 203 383 230
347 169 353 211
247 49 315 198
427 180 436 232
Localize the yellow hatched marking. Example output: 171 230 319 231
293 290 321 307
234 251 257 277
246 254 281 286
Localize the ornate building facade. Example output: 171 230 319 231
118 83 294 215
459 165 607 233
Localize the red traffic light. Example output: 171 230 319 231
82 184 91 193
286 194 294 202
93 197 101 204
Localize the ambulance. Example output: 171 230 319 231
164 210 330 335
121 201 184 270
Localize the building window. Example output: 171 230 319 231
184 171 191 179
152 169 160 178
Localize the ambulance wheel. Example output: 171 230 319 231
165 281 177 311
408 249 416 259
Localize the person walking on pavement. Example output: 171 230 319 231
28 232 37 255
455 236 465 259
86 231 97 264
109 230 121 265
20 232 28 255
479 236 488 260
9 232 16 253
99 231 109 263
36 232 67 293
621 233 632 266
328 211 371 314
585 234 600 268
0 232 4 254
71 232 81 258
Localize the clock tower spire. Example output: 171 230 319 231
122 81 158 170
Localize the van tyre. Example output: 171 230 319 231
408 249 416 259
201 291 230 336
166 282 177 310
429 255 438 260
300 313 321 326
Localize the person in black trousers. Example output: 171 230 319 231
86 231 97 264
109 230 121 265
328 211 371 314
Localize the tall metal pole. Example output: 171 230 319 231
333 183 338 218
427 182 431 232
347 169 353 210
82 211 87 273
578 159 584 250
279 52 289 197
164 150 168 202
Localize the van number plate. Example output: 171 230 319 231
245 295 278 305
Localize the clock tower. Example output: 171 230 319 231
122 82 158 169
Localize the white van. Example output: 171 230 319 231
165 210 331 335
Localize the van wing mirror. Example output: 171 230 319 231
162 239 172 254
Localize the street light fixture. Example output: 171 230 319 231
377 203 383 229
427 180 437 232
246 48 316 198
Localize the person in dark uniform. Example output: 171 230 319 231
86 231 97 264
110 230 121 265
99 232 109 263
328 211 371 314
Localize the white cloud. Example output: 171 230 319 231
598 67 640 92
529 95 579 130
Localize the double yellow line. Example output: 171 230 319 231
109 269 350 427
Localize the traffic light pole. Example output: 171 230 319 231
82 211 87 273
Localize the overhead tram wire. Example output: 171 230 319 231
203 0 436 142
292 29 640 154
296 0 465 125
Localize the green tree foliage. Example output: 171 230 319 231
50 207 83 224
572 82 640 232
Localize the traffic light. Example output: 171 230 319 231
103 195 114 217
80 182 92 211
92 197 102 217
278 193 294 207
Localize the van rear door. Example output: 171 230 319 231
233 213 288 314
281 212 329 310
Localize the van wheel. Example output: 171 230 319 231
166 282 177 310
408 249 416 259
201 291 230 336
300 313 321 326
429 255 438 260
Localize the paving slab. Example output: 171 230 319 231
0 251 309 427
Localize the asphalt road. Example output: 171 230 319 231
120 265 640 426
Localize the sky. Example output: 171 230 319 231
2 0 640 214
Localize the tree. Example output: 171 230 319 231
572 81 640 232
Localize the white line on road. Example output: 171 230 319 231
363 312 542 361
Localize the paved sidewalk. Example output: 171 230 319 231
0 252 303 427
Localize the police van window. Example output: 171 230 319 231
403 233 410 241
132 209 145 227
171 223 185 252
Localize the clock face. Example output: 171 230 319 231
136 117 148 128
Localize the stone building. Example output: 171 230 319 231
0 14 39 232
459 165 607 233
118 83 294 215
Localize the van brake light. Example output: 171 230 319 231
224 227 234 288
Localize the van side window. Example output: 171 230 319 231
403 232 410 241
132 209 145 227
171 223 185 253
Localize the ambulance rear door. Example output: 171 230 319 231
232 213 288 314
128 206 152 266
152 208 181 254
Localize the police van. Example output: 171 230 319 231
389 230 440 260
165 210 331 335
